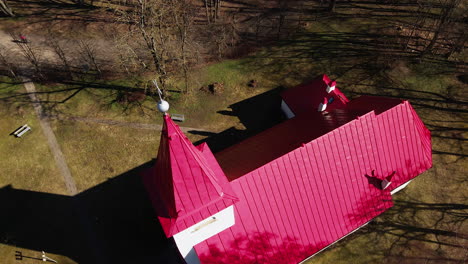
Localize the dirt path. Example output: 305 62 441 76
46 114 210 133
22 77 207 196
22 77 78 196
0 29 17 50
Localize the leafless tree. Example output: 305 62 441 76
169 0 196 93
113 37 148 75
12 34 42 77
46 35 73 79
0 44 17 78
0 0 14 17
78 40 102 77
421 0 463 58
203 0 222 23
73 0 94 6
328 0 337 12
114 0 197 91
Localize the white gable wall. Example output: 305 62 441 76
174 205 235 263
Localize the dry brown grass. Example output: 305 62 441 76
51 120 160 192
0 79 66 195
1 1 467 262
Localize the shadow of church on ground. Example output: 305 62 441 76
190 87 287 153
1 86 289 264
0 160 185 264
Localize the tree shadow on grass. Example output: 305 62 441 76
355 199 468 264
0 78 156 118
7 0 109 25
332 191 468 264
0 160 185 264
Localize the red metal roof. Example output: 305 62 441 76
216 108 369 180
281 74 349 116
193 99 431 263
142 114 239 237
143 77 432 263
216 95 404 180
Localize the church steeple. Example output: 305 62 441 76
143 114 238 238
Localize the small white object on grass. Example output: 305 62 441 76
13 124 31 137
13 124 28 136
16 126 31 137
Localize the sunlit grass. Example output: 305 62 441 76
51 120 160 192
0 78 66 195
1 8 467 262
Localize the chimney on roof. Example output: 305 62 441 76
318 97 328 112
381 171 396 190
326 81 336 93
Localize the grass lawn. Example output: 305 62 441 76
1 1 467 262
0 78 66 195
0 78 78 264
244 16 468 264
50 120 160 192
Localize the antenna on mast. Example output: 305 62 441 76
152 79 169 114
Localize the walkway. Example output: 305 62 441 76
46 114 209 133
22 77 78 196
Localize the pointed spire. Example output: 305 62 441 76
143 114 238 237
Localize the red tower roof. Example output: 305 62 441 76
142 114 238 237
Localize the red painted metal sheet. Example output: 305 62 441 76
194 96 430 263
144 90 431 263
408 104 432 167
281 74 349 116
195 113 400 263
142 115 239 237
369 102 432 192
216 108 371 180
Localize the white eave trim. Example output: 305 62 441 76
391 180 412 195
299 221 370 263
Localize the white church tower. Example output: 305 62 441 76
142 101 239 264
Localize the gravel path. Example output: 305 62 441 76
46 114 209 133
22 77 208 197
22 77 78 196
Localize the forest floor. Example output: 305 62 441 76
0 0 467 264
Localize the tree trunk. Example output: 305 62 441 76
420 0 458 58
0 0 14 17
328 0 336 12
215 0 221 21
277 14 284 39
204 0 210 23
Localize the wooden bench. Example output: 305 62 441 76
12 124 31 137
171 114 185 122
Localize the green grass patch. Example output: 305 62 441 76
0 78 66 195
51 120 160 192
1 6 467 262
0 79 76 264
